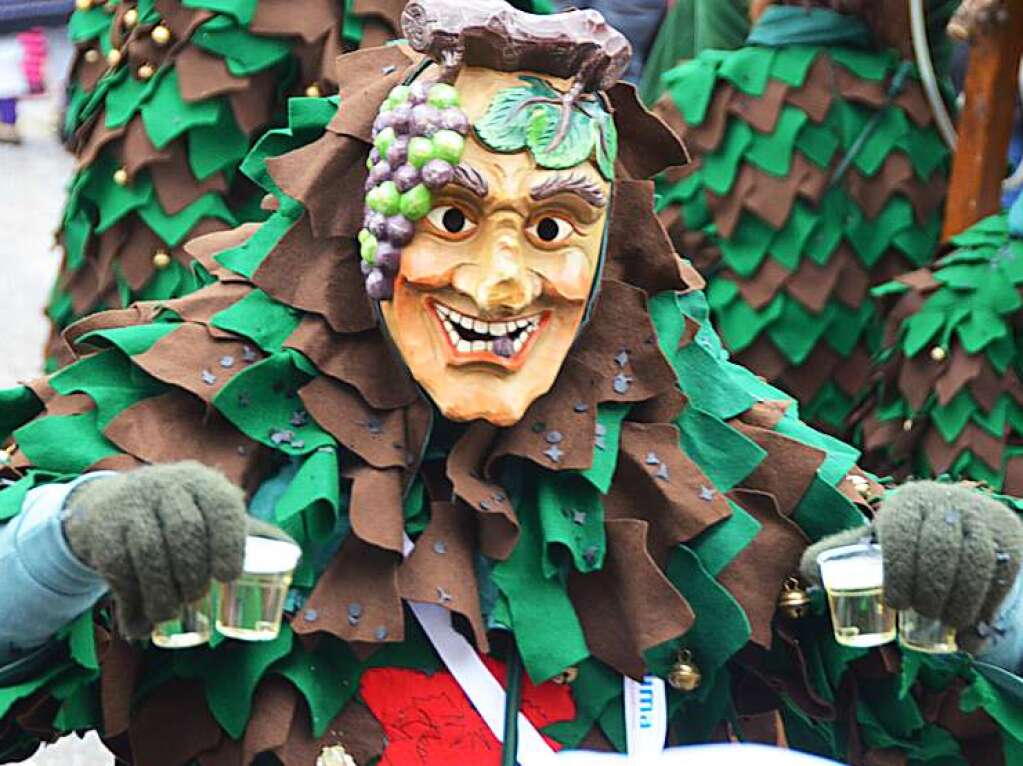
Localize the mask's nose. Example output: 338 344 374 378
453 233 540 316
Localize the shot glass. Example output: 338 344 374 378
215 535 302 641
818 543 896 648
899 608 958 654
151 594 213 649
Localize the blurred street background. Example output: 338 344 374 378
0 24 114 766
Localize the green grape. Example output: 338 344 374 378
389 85 411 104
408 136 435 169
400 184 433 221
360 233 378 263
374 127 397 157
428 83 459 109
432 130 465 164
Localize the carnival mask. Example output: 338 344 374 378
368 67 616 426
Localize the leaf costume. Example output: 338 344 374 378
856 202 1023 495
47 0 554 370
3 33 1023 764
652 4 956 436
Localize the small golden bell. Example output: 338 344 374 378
929 346 947 362
122 7 138 27
902 418 913 432
553 666 579 685
667 649 701 692
75 0 93 10
106 48 123 68
305 83 322 98
778 577 811 619
151 24 171 46
137 63 155 80
152 250 172 269
83 49 101 64
113 167 129 186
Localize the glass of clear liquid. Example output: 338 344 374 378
215 535 302 641
151 594 213 648
899 608 958 654
818 543 896 648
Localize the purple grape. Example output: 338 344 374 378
365 211 387 239
365 268 392 301
394 163 420 193
386 135 410 167
422 159 454 190
440 108 470 136
369 147 381 165
372 111 394 136
375 242 401 271
390 104 412 133
370 160 392 186
360 259 374 276
386 215 415 245
411 104 441 136
408 81 430 105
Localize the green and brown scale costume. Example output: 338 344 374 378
652 3 956 436
48 0 554 370
3 42 1023 765
856 206 1023 495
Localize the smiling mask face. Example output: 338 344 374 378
378 67 612 427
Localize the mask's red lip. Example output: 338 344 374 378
428 299 550 370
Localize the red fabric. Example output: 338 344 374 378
360 656 576 765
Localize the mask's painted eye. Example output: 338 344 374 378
426 205 477 237
527 216 574 246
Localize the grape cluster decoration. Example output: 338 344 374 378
359 81 470 301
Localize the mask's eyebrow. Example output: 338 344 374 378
450 164 489 198
530 172 608 208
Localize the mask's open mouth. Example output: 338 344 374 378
431 300 547 366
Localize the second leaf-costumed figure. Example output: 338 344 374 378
3 1 1023 764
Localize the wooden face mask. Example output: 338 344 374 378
374 67 615 426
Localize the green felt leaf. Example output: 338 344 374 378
688 500 761 576
138 191 235 247
718 212 773 276
65 613 99 672
273 446 341 543
15 412 120 474
205 626 294 738
491 480 590 683
0 386 44 444
103 70 151 129
718 46 773 96
68 7 111 42
792 477 866 542
191 16 291 75
188 105 250 181
78 319 178 357
702 120 752 195
140 70 222 149
746 107 807 177
210 289 301 352
271 639 358 737
213 351 333 454
51 349 167 430
537 472 605 577
677 406 767 491
769 46 821 87
541 659 620 747
184 0 258 24
581 403 629 493
665 57 719 126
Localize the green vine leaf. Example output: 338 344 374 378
595 110 618 180
475 76 557 154
526 103 595 170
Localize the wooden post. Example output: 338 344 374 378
942 0 1023 240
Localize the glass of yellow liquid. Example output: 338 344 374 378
818 543 896 648
899 608 958 654
151 594 213 648
215 535 302 641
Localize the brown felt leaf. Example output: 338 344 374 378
447 421 519 561
731 420 825 516
606 82 689 179
249 0 340 42
346 463 405 552
104 390 267 493
785 55 832 123
100 634 144 737
733 258 790 312
398 501 489 650
606 421 732 562
286 316 418 409
719 488 808 649
150 142 228 215
291 535 404 643
568 518 695 679
299 375 415 470
184 222 262 282
605 180 699 295
250 213 376 333
128 679 222 766
728 79 788 134
329 46 417 141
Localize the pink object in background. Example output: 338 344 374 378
17 28 47 94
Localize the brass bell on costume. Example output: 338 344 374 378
778 577 811 619
151 24 172 46
152 250 172 269
667 649 701 692
553 666 579 684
